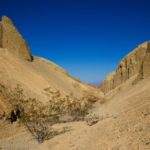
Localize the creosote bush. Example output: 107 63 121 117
0 84 93 143
0 84 70 143
44 87 91 118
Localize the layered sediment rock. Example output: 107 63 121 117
101 72 116 93
141 42 150 78
101 42 150 93
0 23 2 47
0 16 32 61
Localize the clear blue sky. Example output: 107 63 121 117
1 0 150 84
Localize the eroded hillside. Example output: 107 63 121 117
101 41 150 93
0 16 103 149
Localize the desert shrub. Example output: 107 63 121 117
73 82 81 88
24 117 69 143
85 113 100 126
44 89 91 120
82 91 99 102
0 84 94 143
0 84 66 143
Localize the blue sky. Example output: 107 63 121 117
1 0 150 84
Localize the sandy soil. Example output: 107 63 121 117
34 78 150 150
0 48 149 150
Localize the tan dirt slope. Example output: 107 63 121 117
37 78 150 150
0 16 102 149
0 15 102 105
0 48 101 103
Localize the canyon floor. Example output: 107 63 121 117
0 77 150 150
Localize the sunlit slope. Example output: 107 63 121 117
39 78 150 150
0 48 101 104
